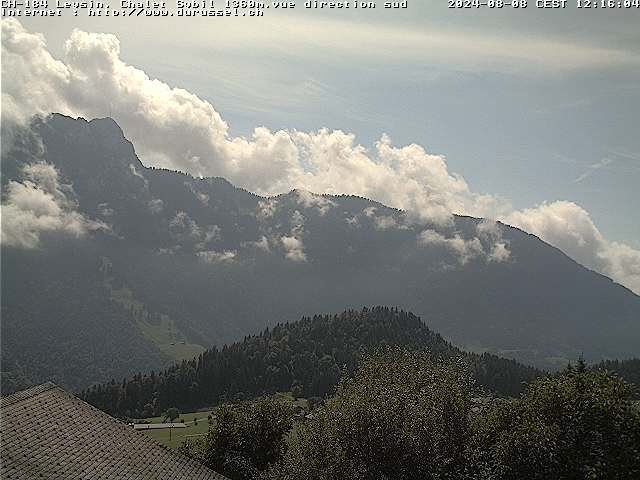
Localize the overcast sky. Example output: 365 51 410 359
3 5 639 292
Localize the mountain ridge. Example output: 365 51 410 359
2 113 639 392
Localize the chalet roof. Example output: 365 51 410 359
0 382 227 480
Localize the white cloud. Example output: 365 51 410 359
572 157 615 184
417 230 485 266
169 211 201 241
363 207 393 230
157 246 180 255
278 16 640 72
2 20 638 294
242 235 271 252
0 20 494 227
417 222 511 266
345 214 360 226
476 219 501 239
0 20 71 127
129 163 148 186
373 215 398 231
148 198 164 214
366 206 425 231
477 219 512 263
1 162 106 248
203 225 221 243
281 236 307 263
256 199 278 221
197 249 237 265
294 189 336 216
503 201 640 294
290 210 306 235
167 211 220 250
97 202 115 217
186 182 210 206
86 15 639 75
489 242 511 263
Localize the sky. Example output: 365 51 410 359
2 4 639 293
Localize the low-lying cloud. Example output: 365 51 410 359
503 201 640 294
281 210 307 262
197 249 237 265
1 19 638 294
1 162 106 248
281 236 307 263
294 189 336 216
417 223 510 266
168 211 221 251
418 230 485 265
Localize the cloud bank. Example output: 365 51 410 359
197 250 237 265
417 219 511 266
1 162 106 248
1 19 638 294
504 202 640 294
418 230 485 266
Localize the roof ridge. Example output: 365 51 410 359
0 382 59 408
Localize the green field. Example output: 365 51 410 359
137 411 213 450
136 393 310 450
106 280 206 362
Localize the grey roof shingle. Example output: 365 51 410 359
0 383 228 480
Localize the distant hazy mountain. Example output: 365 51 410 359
2 114 639 392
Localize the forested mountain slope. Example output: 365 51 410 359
2 114 639 392
82 307 542 417
593 358 640 397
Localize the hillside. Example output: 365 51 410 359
81 307 542 417
2 113 640 392
593 358 640 398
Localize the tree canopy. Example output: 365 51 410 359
82 307 541 418
181 397 294 480
179 351 640 480
473 364 640 479
269 350 474 480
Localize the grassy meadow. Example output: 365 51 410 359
137 392 310 450
138 410 213 449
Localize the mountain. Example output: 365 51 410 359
81 307 542 418
2 113 639 392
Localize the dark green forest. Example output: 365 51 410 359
82 307 542 417
593 358 640 397
180 352 640 480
